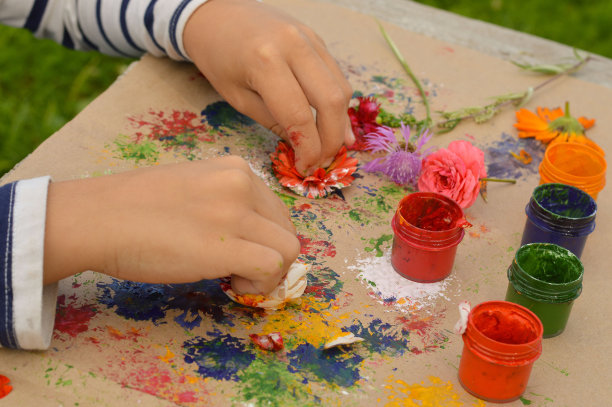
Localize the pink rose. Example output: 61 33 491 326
417 140 487 208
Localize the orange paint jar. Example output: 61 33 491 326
458 301 543 403
539 143 606 200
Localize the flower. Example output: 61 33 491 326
270 141 358 199
417 140 487 209
348 96 387 150
362 123 432 185
514 103 603 155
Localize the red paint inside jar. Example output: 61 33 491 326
391 192 467 282
458 301 543 403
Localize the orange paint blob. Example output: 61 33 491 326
539 143 606 199
0 375 12 399
458 301 543 403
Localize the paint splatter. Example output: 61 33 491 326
347 319 409 356
384 375 484 407
483 132 544 180
364 234 393 257
97 278 234 328
299 234 337 259
113 109 212 163
350 249 454 311
0 375 12 399
288 343 364 387
201 101 256 130
53 294 98 338
183 330 256 381
237 359 315 407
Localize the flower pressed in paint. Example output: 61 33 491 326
362 123 432 186
417 140 487 209
514 103 603 155
347 96 388 150
270 140 358 199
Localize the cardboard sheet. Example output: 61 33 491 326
1 0 610 405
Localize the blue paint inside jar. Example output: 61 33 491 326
521 183 596 258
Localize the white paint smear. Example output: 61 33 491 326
348 249 454 311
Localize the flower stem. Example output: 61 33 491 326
377 20 432 127
480 177 517 184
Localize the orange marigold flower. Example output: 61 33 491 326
270 141 358 199
514 102 603 156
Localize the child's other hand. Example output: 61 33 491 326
43 157 300 295
183 0 355 175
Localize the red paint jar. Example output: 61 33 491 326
390 192 466 282
458 301 543 403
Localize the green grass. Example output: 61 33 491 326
0 25 131 176
2 2 611 176
413 0 612 59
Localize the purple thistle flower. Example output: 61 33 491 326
362 123 433 185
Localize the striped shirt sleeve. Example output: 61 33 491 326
0 0 209 60
0 176 58 350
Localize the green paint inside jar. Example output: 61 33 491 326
505 243 583 338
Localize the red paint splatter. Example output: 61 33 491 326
128 110 213 149
53 295 97 338
298 235 336 258
178 391 199 402
289 131 304 147
297 203 312 211
0 375 12 399
442 46 455 53
106 325 144 342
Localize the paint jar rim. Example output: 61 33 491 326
526 183 597 235
539 143 606 197
393 192 465 248
508 243 583 303
462 301 543 366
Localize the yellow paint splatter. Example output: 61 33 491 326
158 346 175 363
384 375 485 407
257 296 348 348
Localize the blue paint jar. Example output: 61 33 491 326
521 183 596 258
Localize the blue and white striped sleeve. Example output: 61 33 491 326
0 0 209 61
0 176 58 350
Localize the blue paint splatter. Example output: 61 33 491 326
348 319 409 356
483 132 545 180
97 278 234 328
183 330 255 381
201 101 255 130
304 267 343 302
287 343 363 387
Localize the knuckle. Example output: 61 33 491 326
325 88 349 112
222 167 253 195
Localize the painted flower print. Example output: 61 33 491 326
362 123 432 186
417 140 487 209
514 104 603 155
270 140 358 199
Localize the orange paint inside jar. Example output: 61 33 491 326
539 143 606 200
458 301 543 403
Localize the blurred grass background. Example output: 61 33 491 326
2 0 612 176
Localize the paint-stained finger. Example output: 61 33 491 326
249 61 322 175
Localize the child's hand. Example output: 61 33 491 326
183 0 355 175
43 157 300 295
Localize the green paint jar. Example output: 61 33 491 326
505 243 583 338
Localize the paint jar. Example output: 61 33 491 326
521 183 597 258
458 301 543 403
390 192 466 283
539 143 606 200
505 243 583 338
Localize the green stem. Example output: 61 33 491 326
480 177 517 184
377 20 432 127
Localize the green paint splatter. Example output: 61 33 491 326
348 209 365 223
520 396 533 405
112 135 159 164
237 358 316 407
364 234 393 257
276 192 297 207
